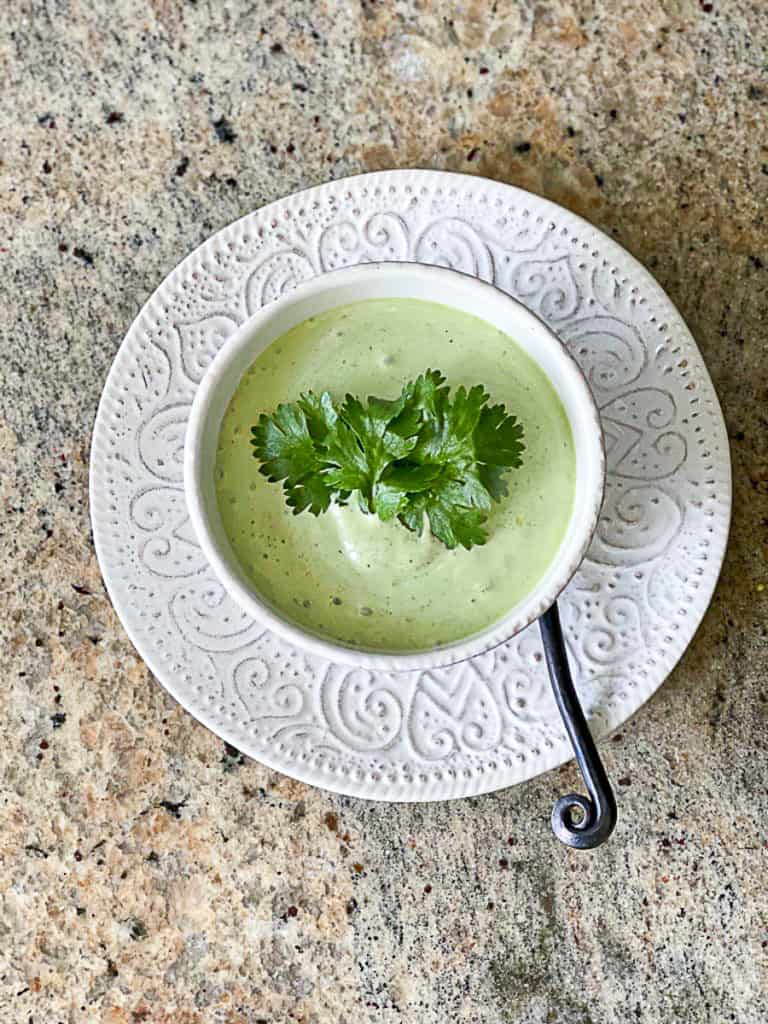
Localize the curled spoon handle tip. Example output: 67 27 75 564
539 603 617 850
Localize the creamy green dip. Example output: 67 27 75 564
215 299 575 651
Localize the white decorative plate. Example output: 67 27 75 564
90 169 731 801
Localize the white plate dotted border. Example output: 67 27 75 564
90 169 731 801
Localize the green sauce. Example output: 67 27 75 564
215 299 575 651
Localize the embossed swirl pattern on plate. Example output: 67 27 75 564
90 170 731 801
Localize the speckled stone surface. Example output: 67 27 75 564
1 1 766 1022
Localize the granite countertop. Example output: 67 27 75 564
1 2 766 1021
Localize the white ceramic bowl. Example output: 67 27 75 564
185 262 605 671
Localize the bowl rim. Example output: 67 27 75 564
184 261 606 671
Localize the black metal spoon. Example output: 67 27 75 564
539 602 617 849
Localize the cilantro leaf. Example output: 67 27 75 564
249 369 525 549
475 402 525 468
424 491 488 550
323 393 417 513
400 368 449 419
409 381 486 467
249 402 334 515
398 482 487 550
297 390 338 442
380 462 445 493
474 402 525 501
371 481 409 521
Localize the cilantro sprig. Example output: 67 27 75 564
249 370 525 550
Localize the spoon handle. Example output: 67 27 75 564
539 602 617 849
